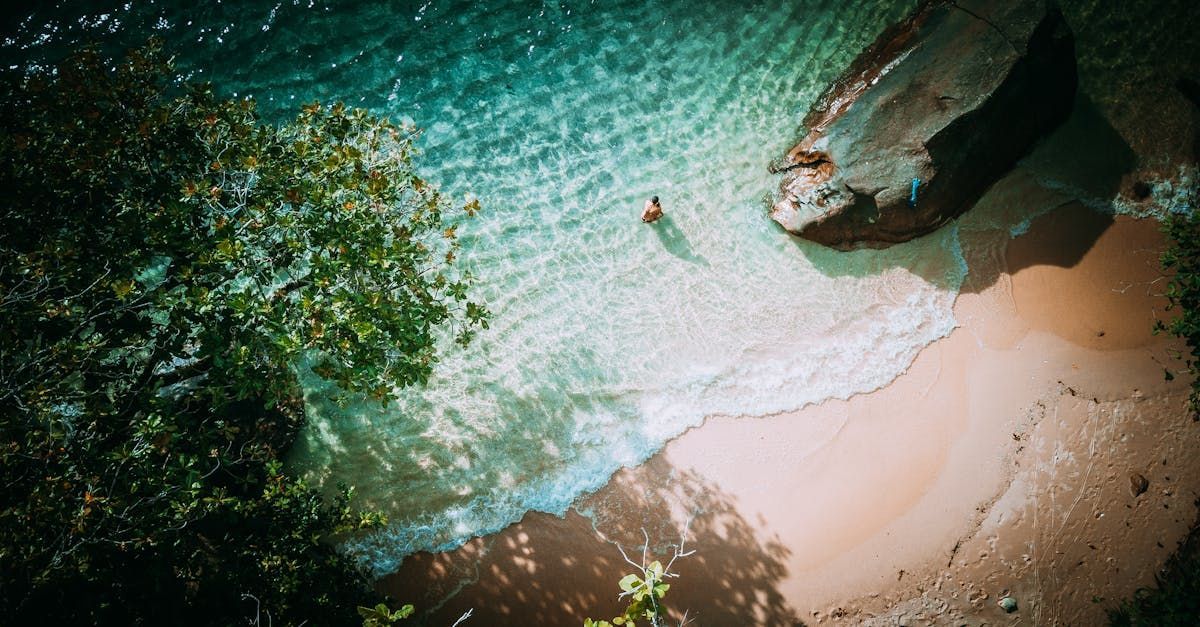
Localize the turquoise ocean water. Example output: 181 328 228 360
5 0 1196 577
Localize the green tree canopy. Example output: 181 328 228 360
0 41 487 624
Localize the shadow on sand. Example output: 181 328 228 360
379 455 806 626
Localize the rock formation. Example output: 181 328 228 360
771 0 1077 249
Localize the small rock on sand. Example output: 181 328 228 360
1130 472 1149 497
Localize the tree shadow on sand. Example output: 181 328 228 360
783 93 1134 295
379 455 806 626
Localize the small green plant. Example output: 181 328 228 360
358 602 414 626
585 526 695 627
356 603 474 627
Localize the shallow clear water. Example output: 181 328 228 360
272 0 967 575
0 0 992 575
7 0 1194 577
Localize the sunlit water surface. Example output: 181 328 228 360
6 0 1196 576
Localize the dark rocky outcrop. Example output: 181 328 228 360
771 0 1077 249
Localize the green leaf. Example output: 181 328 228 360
618 573 642 592
111 279 136 300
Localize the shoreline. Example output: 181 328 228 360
379 172 1198 625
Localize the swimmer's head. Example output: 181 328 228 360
651 196 659 204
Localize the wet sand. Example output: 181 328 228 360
379 172 1198 626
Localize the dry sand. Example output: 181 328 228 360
379 170 1199 626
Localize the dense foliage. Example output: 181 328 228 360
1109 199 1200 625
1157 207 1200 412
0 42 487 625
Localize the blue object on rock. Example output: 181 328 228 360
909 178 920 207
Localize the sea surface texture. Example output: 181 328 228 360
4 0 1195 576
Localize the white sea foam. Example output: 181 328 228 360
282 1 966 576
7 0 1198 585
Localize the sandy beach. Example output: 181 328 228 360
380 168 1198 625
5 1 1199 625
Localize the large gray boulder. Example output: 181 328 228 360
771 0 1076 249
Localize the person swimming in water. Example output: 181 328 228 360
641 195 664 223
